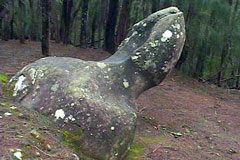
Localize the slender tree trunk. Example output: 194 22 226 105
10 0 14 39
2 16 9 41
151 0 160 13
97 0 108 48
91 12 97 47
29 0 38 41
175 0 195 69
41 0 50 56
117 0 132 46
51 0 60 43
163 0 172 8
105 0 119 54
80 0 89 47
62 0 73 44
142 0 150 18
217 0 239 86
18 0 25 44
236 63 240 88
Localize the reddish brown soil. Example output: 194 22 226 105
0 40 110 77
0 40 240 160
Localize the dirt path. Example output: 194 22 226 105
1 40 240 160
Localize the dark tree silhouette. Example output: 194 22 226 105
18 0 25 44
117 0 132 45
105 0 119 54
80 0 89 47
62 0 73 44
41 0 50 56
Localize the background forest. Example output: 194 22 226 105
0 0 240 88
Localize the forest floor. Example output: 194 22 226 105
0 40 240 160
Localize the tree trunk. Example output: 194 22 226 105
10 0 14 39
91 12 97 48
175 0 195 69
151 0 159 13
29 0 38 41
62 0 73 44
142 0 150 18
41 0 50 56
51 0 61 43
2 16 9 41
97 0 108 48
18 0 25 44
105 0 119 54
116 0 132 46
236 63 240 88
217 0 239 86
80 0 89 47
163 0 172 8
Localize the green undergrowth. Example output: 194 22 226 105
126 135 168 159
0 72 8 84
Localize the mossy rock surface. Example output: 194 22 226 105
6 7 185 160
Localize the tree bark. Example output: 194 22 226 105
2 16 9 41
51 0 61 43
10 0 14 39
80 0 89 47
29 0 38 41
41 0 50 56
18 0 25 44
97 0 108 48
151 0 159 13
105 0 119 54
116 0 132 46
175 0 195 69
91 11 97 47
62 0 73 44
217 0 239 86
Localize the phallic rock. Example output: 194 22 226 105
9 7 186 160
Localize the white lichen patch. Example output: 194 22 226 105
97 62 107 69
133 21 143 27
131 55 139 60
136 52 141 55
123 79 130 88
51 83 59 92
161 30 173 42
55 109 65 120
10 106 17 110
132 31 138 37
172 24 181 30
13 151 22 160
68 115 76 121
29 68 37 84
149 40 160 48
110 126 115 131
143 60 156 69
132 43 137 48
4 112 12 116
64 115 76 122
13 75 27 96
143 23 147 27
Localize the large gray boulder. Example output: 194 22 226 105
9 7 185 160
